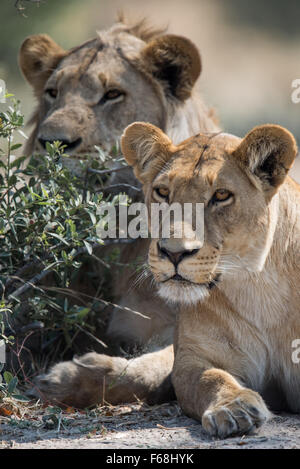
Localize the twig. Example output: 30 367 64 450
8 269 48 300
99 183 142 193
7 238 136 300
9 264 151 319
82 167 89 203
5 243 66 292
87 166 129 176
75 324 108 349
10 330 36 386
42 286 151 320
156 423 189 431
90 253 110 269
71 238 135 258
5 259 43 290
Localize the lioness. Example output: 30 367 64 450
19 16 219 349
119 122 300 437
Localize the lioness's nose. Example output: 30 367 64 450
38 137 82 153
157 241 199 266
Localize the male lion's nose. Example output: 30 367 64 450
157 241 199 267
38 137 82 153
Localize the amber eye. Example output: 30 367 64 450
104 89 124 100
154 187 169 200
45 88 58 99
211 189 233 204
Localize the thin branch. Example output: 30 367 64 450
75 324 108 349
46 286 151 321
98 183 142 193
5 259 44 290
87 166 129 176
7 238 136 300
5 242 70 292
8 269 49 300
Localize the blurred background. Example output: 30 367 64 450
1 0 300 180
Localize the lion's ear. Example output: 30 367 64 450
141 35 201 101
121 122 174 182
19 34 66 95
234 124 298 197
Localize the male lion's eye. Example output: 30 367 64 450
211 189 233 204
154 187 169 200
45 88 58 99
104 89 124 101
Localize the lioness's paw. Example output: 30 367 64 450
202 389 271 439
31 353 126 408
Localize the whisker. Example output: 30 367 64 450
129 264 153 291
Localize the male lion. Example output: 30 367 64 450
19 16 219 351
119 122 300 438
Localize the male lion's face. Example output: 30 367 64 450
29 38 165 156
121 122 297 305
19 23 201 164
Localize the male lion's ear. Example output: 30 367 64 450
19 34 66 95
233 124 298 197
141 35 201 101
121 122 174 182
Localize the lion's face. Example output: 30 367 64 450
121 123 297 305
24 36 165 156
19 21 201 163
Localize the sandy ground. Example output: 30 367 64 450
1 402 300 449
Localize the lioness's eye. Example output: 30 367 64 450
103 89 124 101
45 88 58 99
211 189 233 204
154 187 169 199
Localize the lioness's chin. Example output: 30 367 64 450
158 281 210 306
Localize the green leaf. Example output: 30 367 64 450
83 240 93 255
46 232 70 246
41 185 49 198
7 376 18 394
8 174 17 186
11 394 31 402
10 143 23 152
75 307 90 320
61 250 68 262
3 371 13 384
45 142 54 154
63 298 68 313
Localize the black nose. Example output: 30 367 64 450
157 242 199 267
38 137 82 152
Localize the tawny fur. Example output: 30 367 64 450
120 122 299 438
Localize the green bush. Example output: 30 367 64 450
0 97 133 378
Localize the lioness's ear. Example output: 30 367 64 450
19 34 66 95
141 35 201 101
234 124 298 197
121 122 174 182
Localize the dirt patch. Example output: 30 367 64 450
1 402 300 449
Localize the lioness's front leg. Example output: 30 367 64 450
172 364 270 438
33 345 174 408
